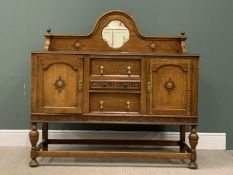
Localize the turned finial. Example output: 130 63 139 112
46 27 51 34
181 32 186 36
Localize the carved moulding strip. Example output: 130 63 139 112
31 114 197 125
42 61 79 71
152 63 188 73
90 81 140 89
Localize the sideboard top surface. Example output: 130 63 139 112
32 51 199 58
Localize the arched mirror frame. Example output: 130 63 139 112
91 11 141 50
102 20 129 49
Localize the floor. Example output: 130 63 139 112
0 147 233 175
229 150 233 156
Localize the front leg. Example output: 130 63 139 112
188 125 199 169
29 122 39 167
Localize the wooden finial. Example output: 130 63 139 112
46 27 51 34
181 32 186 36
44 28 52 50
180 32 187 53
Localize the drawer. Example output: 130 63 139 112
90 59 141 76
90 93 140 112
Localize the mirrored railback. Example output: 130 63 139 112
44 10 187 53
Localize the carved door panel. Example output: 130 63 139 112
37 54 83 113
148 59 192 115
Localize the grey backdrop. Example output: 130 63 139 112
0 0 233 149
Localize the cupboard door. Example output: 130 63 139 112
37 54 83 113
148 59 192 115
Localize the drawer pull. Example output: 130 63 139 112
147 81 152 93
126 100 130 109
100 100 104 110
78 80 83 91
127 66 132 75
100 66 104 75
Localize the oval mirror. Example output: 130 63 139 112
102 20 129 48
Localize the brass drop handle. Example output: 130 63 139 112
100 100 104 110
78 80 83 91
100 66 104 75
127 66 132 75
147 81 152 93
126 100 130 109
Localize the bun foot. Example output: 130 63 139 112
188 162 198 169
29 160 39 167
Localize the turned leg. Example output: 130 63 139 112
42 123 48 151
188 125 199 169
29 122 39 167
180 125 186 153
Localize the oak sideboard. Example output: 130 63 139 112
29 10 199 169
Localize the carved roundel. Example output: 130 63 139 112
74 40 81 50
54 76 66 91
164 78 176 94
150 42 157 52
